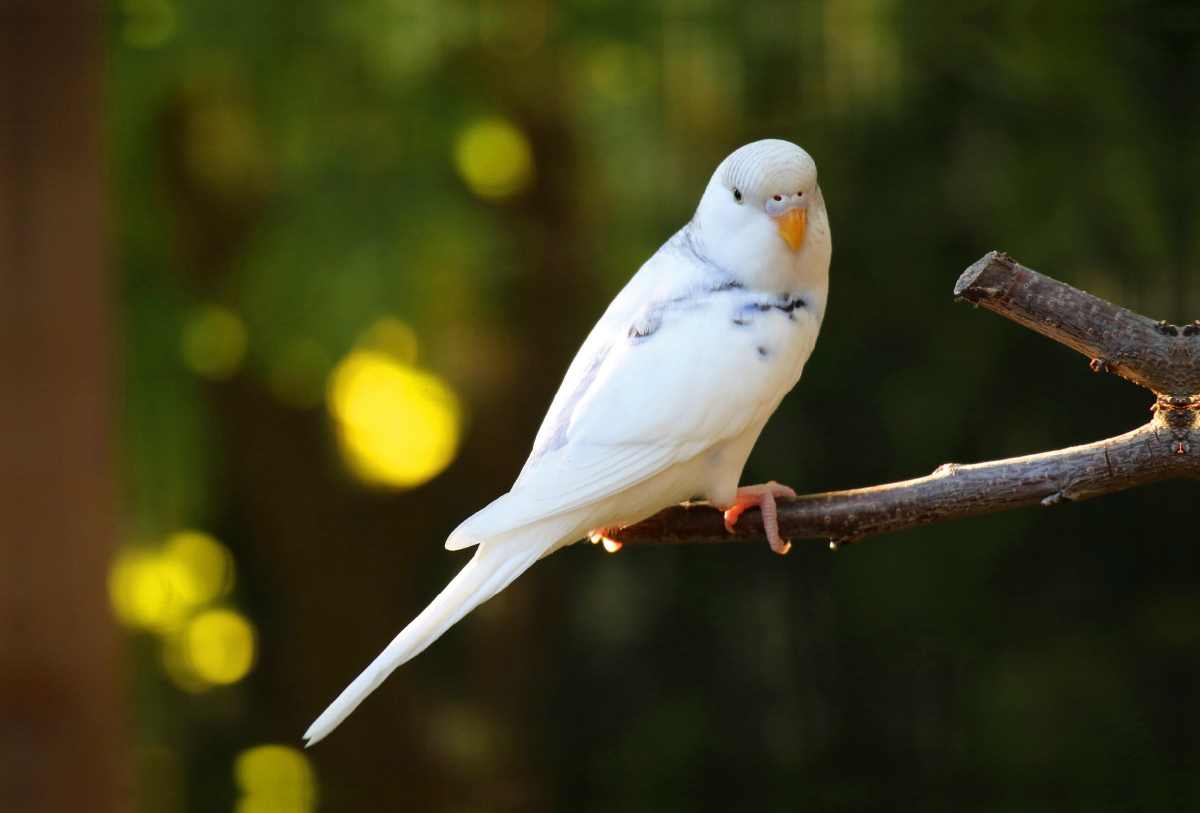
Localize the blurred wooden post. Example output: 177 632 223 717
0 3 128 811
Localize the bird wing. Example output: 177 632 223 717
448 252 819 548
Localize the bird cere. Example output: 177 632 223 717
304 139 832 745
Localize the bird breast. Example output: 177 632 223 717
724 292 817 385
629 285 820 404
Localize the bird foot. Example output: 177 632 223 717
588 528 622 553
719 481 796 554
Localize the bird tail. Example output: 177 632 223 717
303 519 571 746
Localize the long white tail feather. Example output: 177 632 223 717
303 523 567 745
445 492 524 550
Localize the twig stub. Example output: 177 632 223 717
953 250 1018 303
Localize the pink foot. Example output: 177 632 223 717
588 528 622 553
719 481 796 554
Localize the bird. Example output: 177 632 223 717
304 138 832 745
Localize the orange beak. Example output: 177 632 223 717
772 209 806 253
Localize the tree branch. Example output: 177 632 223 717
614 413 1198 548
611 253 1200 549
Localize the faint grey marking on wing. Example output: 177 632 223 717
529 341 614 460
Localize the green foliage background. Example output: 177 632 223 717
113 1 1200 810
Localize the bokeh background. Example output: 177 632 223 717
5 1 1200 811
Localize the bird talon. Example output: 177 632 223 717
723 504 747 533
588 528 623 553
718 481 796 553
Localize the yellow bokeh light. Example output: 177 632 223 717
454 118 535 199
180 609 257 686
109 531 236 634
181 304 249 379
329 349 462 489
235 745 317 813
109 550 196 633
163 530 235 604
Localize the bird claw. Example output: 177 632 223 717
719 481 795 554
588 528 622 553
722 504 747 534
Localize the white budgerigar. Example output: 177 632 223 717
304 139 832 745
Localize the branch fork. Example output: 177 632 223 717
612 252 1200 549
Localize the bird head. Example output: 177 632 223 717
692 140 829 290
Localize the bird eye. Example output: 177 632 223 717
733 188 743 203
773 195 782 201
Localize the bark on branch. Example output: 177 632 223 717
613 252 1200 549
954 252 1200 397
